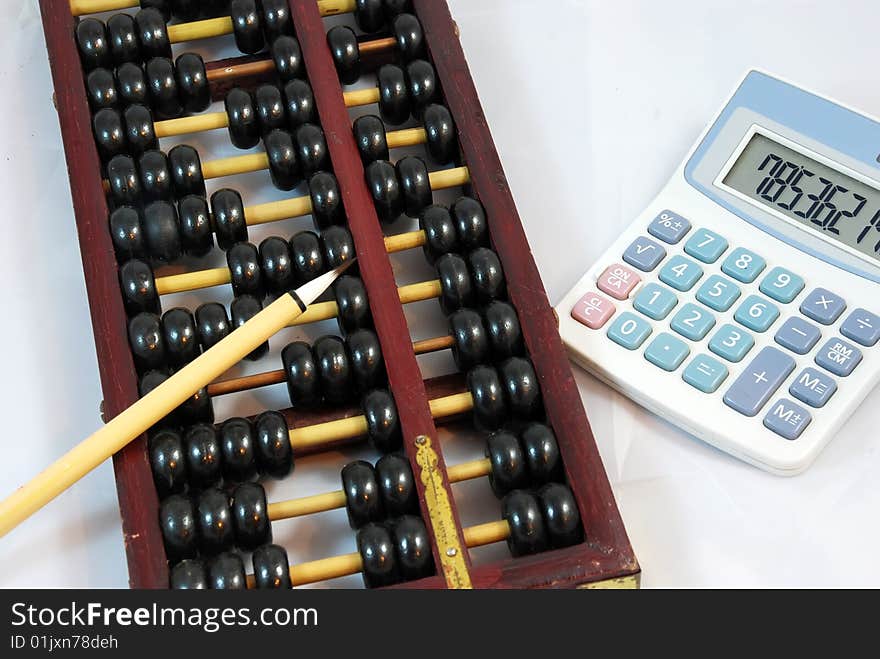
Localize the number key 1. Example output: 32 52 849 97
759 267 805 303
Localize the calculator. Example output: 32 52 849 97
555 71 880 475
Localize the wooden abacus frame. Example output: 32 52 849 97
38 0 639 589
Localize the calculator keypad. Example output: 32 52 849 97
733 295 780 333
759 267 805 303
659 255 703 291
647 210 692 244
597 264 641 300
708 324 754 363
814 338 862 377
800 288 847 325
840 309 880 347
684 228 728 263
644 333 691 372
695 275 741 311
723 347 796 417
633 284 678 320
774 317 821 355
607 312 652 350
622 237 667 272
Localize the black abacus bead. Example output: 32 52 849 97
85 68 118 111
170 560 207 589
500 357 541 420
309 172 343 229
486 431 528 497
75 18 111 71
334 275 372 334
347 329 385 393
139 150 172 203
211 188 248 250
254 411 294 479
232 483 272 550
468 247 506 303
135 9 172 62
93 108 127 162
377 64 410 126
184 423 223 490
390 515 433 581
208 553 247 590
451 196 488 249
255 85 287 136
435 253 474 314
283 79 316 128
502 490 548 557
466 365 507 431
362 389 402 453
396 156 432 218
375 453 417 517
294 123 329 177
423 104 457 164
170 0 202 21
355 0 386 33
225 88 260 150
449 308 489 371
116 62 149 106
342 461 384 529
142 199 182 262
107 155 141 206
383 0 412 19
109 206 146 260
322 226 356 270
220 417 257 482
184 390 214 427
141 0 172 20
128 311 166 371
197 488 234 554
353 115 388 164
406 60 437 119
357 524 399 589
201 0 232 17
179 195 214 257
418 205 457 264
195 302 230 351
252 545 290 589
392 13 425 60
107 13 140 65
272 36 304 83
327 25 360 85
537 483 583 548
162 307 199 367
139 370 174 429
231 295 268 360
168 144 206 199
314 335 353 405
289 230 325 285
124 104 158 157
365 159 403 223
521 423 563 485
175 52 210 114
227 242 263 298
145 57 182 119
483 301 523 360
159 493 198 561
230 0 265 54
259 236 294 296
148 429 186 497
281 341 321 408
261 0 293 42
119 259 159 315
264 129 301 191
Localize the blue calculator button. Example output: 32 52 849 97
723 347 796 417
708 324 755 363
800 288 846 325
622 236 666 272
695 275 741 312
633 283 678 320
815 337 862 377
734 295 780 333
840 309 880 347
682 354 729 393
721 248 766 283
644 333 690 372
658 255 703 292
763 399 812 440
670 303 716 341
789 367 837 408
684 228 728 263
774 317 821 355
607 312 652 350
647 210 691 244
758 267 805 304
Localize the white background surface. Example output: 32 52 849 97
1 0 878 588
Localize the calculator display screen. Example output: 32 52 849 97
722 132 880 264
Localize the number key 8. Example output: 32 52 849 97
721 247 767 283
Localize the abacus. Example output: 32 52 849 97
38 0 639 589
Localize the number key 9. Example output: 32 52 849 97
759 266 805 303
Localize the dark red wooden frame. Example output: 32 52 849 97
38 0 638 588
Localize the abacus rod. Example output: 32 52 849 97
69 0 358 21
204 60 276 84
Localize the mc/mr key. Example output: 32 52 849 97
723 347 796 417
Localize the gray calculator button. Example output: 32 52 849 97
763 399 812 440
789 367 837 408
723 346 796 417
840 309 880 347
774 317 821 355
622 236 667 272
800 288 846 325
815 338 863 377
647 210 692 244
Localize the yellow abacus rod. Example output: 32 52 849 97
70 0 357 20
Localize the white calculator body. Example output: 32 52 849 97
556 71 880 475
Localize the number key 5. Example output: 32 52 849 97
759 267 805 303
722 247 767 283
696 275 742 312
